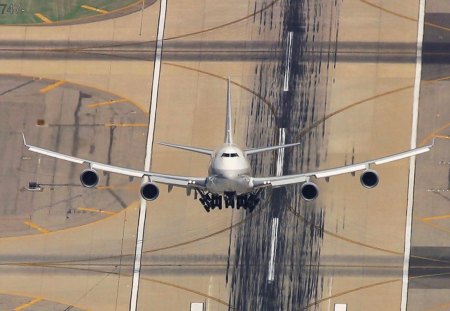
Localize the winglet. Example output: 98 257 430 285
430 138 436 147
21 133 28 147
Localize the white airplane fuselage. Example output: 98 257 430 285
206 143 253 194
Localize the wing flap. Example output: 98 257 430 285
28 145 85 165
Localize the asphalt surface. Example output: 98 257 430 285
227 0 338 309
0 75 148 236
406 4 450 310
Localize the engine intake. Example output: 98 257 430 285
140 182 159 201
80 169 99 188
301 182 319 201
360 169 379 189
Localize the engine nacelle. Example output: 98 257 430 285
360 169 379 189
301 182 319 201
80 169 99 188
140 182 159 201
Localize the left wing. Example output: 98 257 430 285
252 142 434 187
22 134 206 188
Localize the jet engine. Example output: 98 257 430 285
80 169 99 188
140 182 159 201
301 182 319 201
360 169 379 189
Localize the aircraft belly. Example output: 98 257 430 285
206 176 252 194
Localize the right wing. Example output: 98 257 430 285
252 142 434 187
23 134 206 188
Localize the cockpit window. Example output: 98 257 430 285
221 153 239 158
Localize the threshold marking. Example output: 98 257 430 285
129 0 168 309
283 32 293 92
39 80 65 94
23 221 49 234
276 128 286 176
34 13 52 23
80 5 108 14
14 297 43 311
401 0 426 309
268 217 279 282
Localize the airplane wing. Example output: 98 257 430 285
252 142 434 187
158 142 214 156
244 141 302 155
22 134 206 188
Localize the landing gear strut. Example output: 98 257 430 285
196 190 223 212
195 189 262 212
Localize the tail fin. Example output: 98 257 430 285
224 78 233 144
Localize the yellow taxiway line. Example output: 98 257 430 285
80 5 109 14
77 207 117 216
87 99 127 108
420 122 450 145
34 13 52 23
14 297 43 310
23 221 50 234
421 214 450 222
39 80 65 94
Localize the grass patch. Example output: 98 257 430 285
0 0 141 24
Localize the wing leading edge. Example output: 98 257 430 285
22 134 206 188
252 142 434 187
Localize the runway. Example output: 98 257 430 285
2 39 450 63
0 0 445 310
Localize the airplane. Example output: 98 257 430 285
22 79 434 212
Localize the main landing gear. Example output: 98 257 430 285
196 190 261 213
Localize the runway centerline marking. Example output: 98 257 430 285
268 217 279 282
14 297 43 310
401 0 425 307
23 221 50 234
129 0 167 309
80 5 108 14
283 32 293 92
276 128 286 176
39 80 65 94
34 13 52 23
